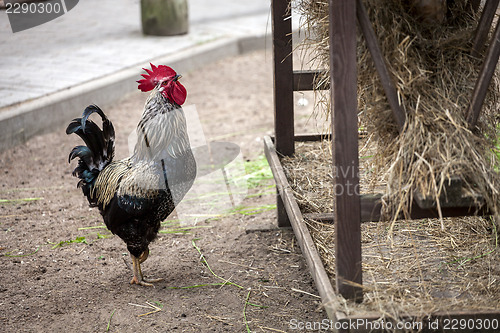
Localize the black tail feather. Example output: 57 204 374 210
67 105 115 197
68 145 94 166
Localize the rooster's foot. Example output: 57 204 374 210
130 275 163 287
127 252 163 287
143 277 164 283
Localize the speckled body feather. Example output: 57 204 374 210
67 89 196 258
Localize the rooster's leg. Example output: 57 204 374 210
138 249 164 283
129 250 163 286
129 254 151 286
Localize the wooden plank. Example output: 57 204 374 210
471 0 500 58
263 136 344 322
414 177 486 209
405 201 490 220
293 69 328 91
467 15 500 128
293 132 366 142
272 0 294 156
356 0 406 131
263 135 291 227
304 194 383 223
263 137 288 204
294 133 331 142
329 0 363 302
304 195 489 223
276 192 291 228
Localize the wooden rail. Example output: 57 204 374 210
356 0 406 131
293 70 328 91
471 0 500 57
263 136 343 322
467 0 500 128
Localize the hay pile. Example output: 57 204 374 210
282 137 384 213
282 141 500 317
283 0 500 319
308 215 500 317
294 0 500 225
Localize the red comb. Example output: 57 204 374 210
137 63 177 92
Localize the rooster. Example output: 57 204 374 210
66 64 197 286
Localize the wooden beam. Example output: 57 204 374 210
263 136 343 321
356 0 406 131
304 194 383 223
293 69 328 91
264 135 292 227
293 132 367 142
329 0 363 302
276 193 291 228
304 194 489 223
471 0 500 58
294 133 331 141
467 14 500 128
272 0 294 156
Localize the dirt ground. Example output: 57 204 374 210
0 50 328 332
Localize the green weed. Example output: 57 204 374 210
106 309 116 332
3 246 40 257
51 236 88 249
243 155 274 188
0 197 43 204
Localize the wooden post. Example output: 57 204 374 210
329 0 363 301
276 193 291 227
467 14 500 128
272 0 294 156
471 0 500 58
356 0 406 131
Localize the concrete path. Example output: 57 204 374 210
0 0 292 151
0 0 271 108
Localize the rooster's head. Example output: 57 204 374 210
137 63 187 106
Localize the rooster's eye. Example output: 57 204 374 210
162 81 168 86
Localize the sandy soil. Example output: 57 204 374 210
0 50 330 332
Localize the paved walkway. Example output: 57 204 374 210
0 0 272 110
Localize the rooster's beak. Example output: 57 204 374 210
174 74 182 81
